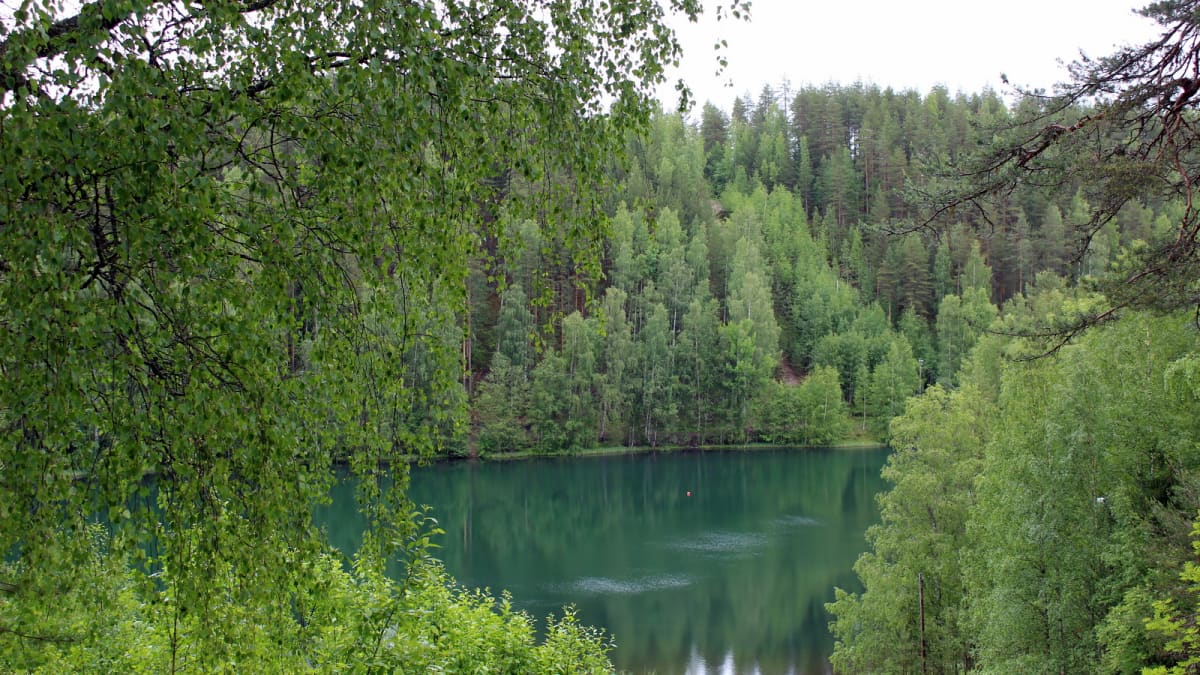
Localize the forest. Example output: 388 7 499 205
4 0 1200 671
463 83 1151 455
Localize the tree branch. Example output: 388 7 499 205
0 0 138 92
0 623 76 644
0 0 285 93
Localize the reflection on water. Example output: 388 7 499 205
685 648 775 675
317 447 888 674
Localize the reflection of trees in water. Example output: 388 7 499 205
413 451 883 561
613 525 872 672
365 448 890 674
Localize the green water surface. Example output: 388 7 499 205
323 447 888 674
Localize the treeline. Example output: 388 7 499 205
699 83 1170 304
462 83 1176 455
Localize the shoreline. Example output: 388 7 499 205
468 437 886 462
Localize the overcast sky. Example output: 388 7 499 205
661 0 1162 111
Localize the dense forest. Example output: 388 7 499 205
827 299 1200 673
6 0 1200 671
821 2 1200 672
460 82 1169 455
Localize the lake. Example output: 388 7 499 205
320 447 889 674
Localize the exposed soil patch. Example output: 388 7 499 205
777 358 804 385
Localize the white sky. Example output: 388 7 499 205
662 0 1162 110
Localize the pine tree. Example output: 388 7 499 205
1039 203 1067 276
700 103 732 190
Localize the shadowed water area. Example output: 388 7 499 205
319 447 889 674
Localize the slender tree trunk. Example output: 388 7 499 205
919 572 928 675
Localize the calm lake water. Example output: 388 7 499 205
320 447 889 674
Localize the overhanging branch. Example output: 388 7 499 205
0 0 284 94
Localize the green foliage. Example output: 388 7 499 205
833 301 1200 674
530 353 572 452
875 234 934 320
678 290 723 442
0 525 613 673
486 155 931 448
935 286 998 385
1040 203 1067 275
637 302 676 446
1145 520 1200 675
820 8 1200 670
933 238 954 302
863 336 921 438
899 307 936 384
960 240 994 295
32 0 1200 670
752 366 849 446
474 354 532 454
496 283 538 373
700 103 732 190
829 383 991 673
597 288 637 444
0 0 749 664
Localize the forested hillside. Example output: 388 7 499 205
828 303 1200 673
462 81 1178 455
823 2 1200 671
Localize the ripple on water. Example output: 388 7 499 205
557 574 694 595
664 531 768 555
771 514 821 528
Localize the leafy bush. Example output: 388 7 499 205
0 526 612 673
